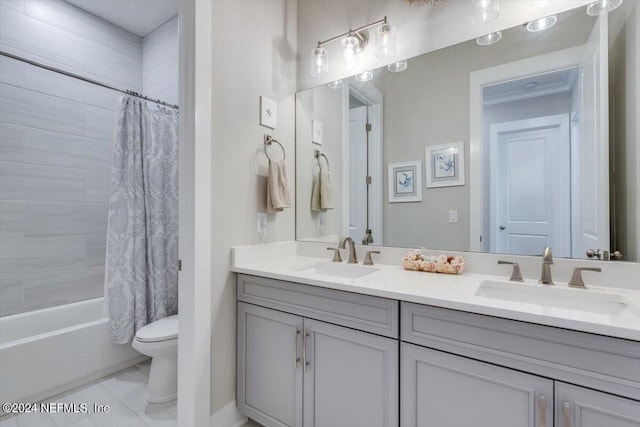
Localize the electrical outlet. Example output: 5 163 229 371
257 212 268 233
448 210 458 223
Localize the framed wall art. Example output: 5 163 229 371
388 161 422 203
425 141 465 188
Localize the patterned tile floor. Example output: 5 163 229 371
0 361 177 427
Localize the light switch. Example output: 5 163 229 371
448 210 458 223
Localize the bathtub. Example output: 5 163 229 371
0 297 146 406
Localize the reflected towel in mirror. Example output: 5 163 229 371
311 162 333 212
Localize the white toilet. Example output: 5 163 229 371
132 315 178 403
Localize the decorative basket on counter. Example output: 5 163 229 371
402 250 465 275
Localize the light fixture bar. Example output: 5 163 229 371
316 16 388 47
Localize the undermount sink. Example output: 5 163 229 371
293 262 377 279
475 280 638 317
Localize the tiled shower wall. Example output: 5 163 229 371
0 0 143 316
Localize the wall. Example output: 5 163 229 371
297 0 592 91
0 0 142 316
609 1 639 261
143 15 179 106
296 86 344 241
209 0 297 413
377 29 588 250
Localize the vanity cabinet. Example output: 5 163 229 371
237 274 400 427
401 302 640 427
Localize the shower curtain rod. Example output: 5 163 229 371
0 50 179 110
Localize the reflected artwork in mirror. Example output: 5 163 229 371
295 2 639 262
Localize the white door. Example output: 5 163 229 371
490 114 571 257
348 106 368 242
574 15 609 258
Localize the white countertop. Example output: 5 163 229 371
232 248 640 341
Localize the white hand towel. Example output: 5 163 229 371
267 159 291 213
311 171 322 212
319 169 333 210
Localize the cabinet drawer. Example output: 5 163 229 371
401 302 640 401
237 274 399 338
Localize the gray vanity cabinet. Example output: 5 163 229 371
401 343 553 427
237 302 303 427
237 274 400 427
555 382 640 427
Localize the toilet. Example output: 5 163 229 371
132 315 178 403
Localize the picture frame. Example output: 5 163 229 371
312 119 323 145
425 141 465 188
260 96 277 129
388 161 422 203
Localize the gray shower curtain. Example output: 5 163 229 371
106 96 179 344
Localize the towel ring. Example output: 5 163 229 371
314 150 330 171
264 134 286 160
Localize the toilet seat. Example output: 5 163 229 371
135 315 178 343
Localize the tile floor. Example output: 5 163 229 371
0 360 177 427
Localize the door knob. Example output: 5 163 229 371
499 225 506 230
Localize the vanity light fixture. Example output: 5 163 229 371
586 0 623 16
476 31 502 46
355 70 374 82
473 0 500 24
310 17 394 77
328 79 344 89
526 15 557 32
387 60 408 72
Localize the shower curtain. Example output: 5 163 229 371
105 96 179 344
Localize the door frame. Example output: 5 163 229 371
489 114 571 256
342 82 384 244
469 46 585 252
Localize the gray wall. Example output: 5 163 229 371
143 15 179 107
0 0 143 316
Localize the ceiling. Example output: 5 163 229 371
64 0 179 37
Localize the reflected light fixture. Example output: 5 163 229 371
328 79 344 89
473 0 500 24
476 31 502 46
526 15 557 32
355 70 374 82
310 16 395 78
586 0 623 16
387 60 407 72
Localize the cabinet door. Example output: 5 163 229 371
303 318 399 427
401 343 553 427
238 302 303 427
556 382 640 427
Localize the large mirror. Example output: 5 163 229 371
296 1 639 262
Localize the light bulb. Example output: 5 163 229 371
310 46 328 78
355 70 373 82
376 23 396 58
473 0 500 24
476 31 502 46
586 0 623 16
341 35 360 70
526 15 557 32
387 61 407 72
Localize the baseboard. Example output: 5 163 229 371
210 400 247 427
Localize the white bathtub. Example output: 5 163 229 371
0 297 146 406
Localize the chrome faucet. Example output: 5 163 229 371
338 237 358 264
539 246 554 285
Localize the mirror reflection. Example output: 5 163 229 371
296 2 639 262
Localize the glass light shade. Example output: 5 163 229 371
375 23 396 58
387 60 407 72
476 31 502 46
327 79 344 89
586 0 623 16
473 0 500 24
526 15 557 32
310 46 328 78
341 35 360 69
355 70 374 82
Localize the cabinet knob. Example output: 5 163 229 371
499 225 506 231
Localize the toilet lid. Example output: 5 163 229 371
135 315 178 343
